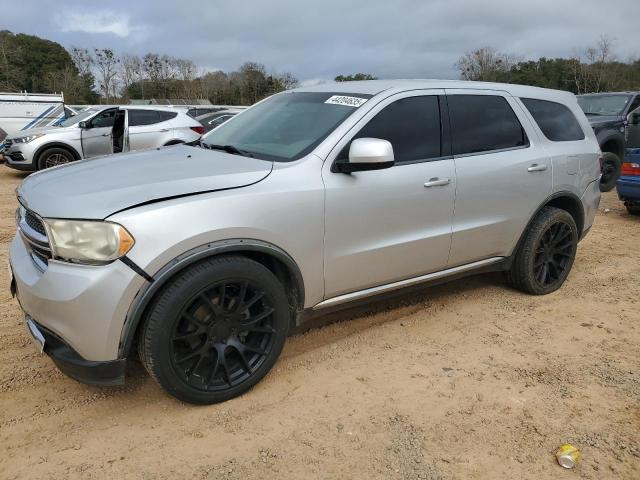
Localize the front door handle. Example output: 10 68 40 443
424 177 451 187
527 164 548 172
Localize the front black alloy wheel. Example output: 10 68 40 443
171 281 276 391
139 256 290 404
507 206 578 295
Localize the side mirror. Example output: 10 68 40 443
629 111 640 126
78 121 89 129
334 138 395 173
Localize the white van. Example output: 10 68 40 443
0 92 66 142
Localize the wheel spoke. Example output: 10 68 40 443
243 344 267 356
242 291 265 312
240 307 275 327
233 281 248 312
228 340 253 373
200 293 222 316
173 330 202 342
182 311 208 329
176 348 202 364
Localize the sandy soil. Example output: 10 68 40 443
0 167 638 480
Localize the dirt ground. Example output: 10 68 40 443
0 166 638 480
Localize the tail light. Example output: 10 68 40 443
621 162 640 176
190 126 204 135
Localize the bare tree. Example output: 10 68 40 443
120 53 141 98
69 47 93 76
94 48 119 102
571 35 617 93
456 47 516 81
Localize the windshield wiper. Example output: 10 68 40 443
205 143 254 157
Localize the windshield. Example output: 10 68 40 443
201 92 372 161
56 109 98 127
577 95 632 116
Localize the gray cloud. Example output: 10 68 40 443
4 0 640 81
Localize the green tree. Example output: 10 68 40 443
334 73 377 82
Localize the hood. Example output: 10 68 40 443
17 145 273 219
585 114 623 126
9 125 75 139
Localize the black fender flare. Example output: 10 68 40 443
117 238 305 358
33 142 81 164
507 190 585 267
596 132 625 158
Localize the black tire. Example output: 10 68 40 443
37 147 74 170
138 256 290 404
626 205 640 216
599 151 621 192
507 206 578 295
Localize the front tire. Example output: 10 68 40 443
599 151 621 192
37 147 74 170
139 256 290 404
507 207 578 295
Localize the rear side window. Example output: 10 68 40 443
448 95 528 155
128 110 161 126
348 95 441 163
158 111 178 121
521 98 585 142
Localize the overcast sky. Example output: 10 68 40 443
4 0 640 83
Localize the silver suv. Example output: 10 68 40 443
9 80 601 404
4 106 203 171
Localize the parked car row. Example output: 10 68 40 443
577 92 640 192
2 106 204 171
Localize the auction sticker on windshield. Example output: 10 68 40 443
325 95 368 107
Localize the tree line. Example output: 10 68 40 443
456 36 640 93
0 30 299 105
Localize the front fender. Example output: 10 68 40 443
117 238 305 358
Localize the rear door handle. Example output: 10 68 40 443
159 128 170 132
424 177 451 187
527 164 548 172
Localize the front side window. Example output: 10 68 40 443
343 95 442 163
90 109 117 128
201 92 372 162
521 98 585 142
128 110 162 126
448 95 528 156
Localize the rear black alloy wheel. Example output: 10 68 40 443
139 256 289 404
171 280 276 391
532 221 574 289
507 206 578 295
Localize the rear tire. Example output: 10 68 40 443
507 207 578 295
626 205 640 216
599 151 621 192
37 147 74 170
139 256 290 404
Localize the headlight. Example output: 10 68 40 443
44 219 135 265
13 133 45 144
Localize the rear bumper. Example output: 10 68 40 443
26 316 126 386
617 176 640 204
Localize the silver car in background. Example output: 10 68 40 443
4 106 204 171
9 80 601 404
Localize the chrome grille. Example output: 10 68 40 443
25 209 46 236
17 206 51 271
3 138 13 149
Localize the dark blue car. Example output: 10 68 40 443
617 149 640 215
